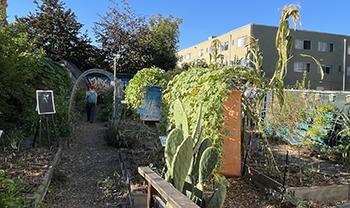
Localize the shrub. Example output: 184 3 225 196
125 67 169 110
0 24 72 140
0 170 29 207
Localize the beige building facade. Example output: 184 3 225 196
178 24 350 90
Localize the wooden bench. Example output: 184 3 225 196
138 167 200 208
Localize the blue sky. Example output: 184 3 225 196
7 0 349 50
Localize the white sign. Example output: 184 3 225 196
36 90 56 115
159 136 167 147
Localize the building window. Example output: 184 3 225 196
220 41 229 52
198 49 204 58
206 47 212 53
186 53 191 60
318 42 327 52
295 39 303 49
237 36 247 48
324 66 332 74
295 39 311 50
348 45 350 55
347 66 350 76
294 62 311 73
318 42 334 52
318 65 332 74
329 43 334 52
304 40 311 50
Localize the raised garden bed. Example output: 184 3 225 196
0 146 62 206
246 133 350 204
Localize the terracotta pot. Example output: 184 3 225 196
221 90 242 177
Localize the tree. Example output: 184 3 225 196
145 15 182 71
17 0 105 70
95 1 181 74
94 1 149 74
0 0 7 26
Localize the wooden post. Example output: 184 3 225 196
221 90 242 177
147 181 154 208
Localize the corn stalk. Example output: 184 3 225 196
243 5 301 173
209 39 224 68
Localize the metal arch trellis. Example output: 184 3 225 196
67 68 124 128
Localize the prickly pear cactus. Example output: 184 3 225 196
192 138 212 180
192 104 203 143
173 99 189 138
172 136 193 192
205 179 227 208
197 147 220 190
164 128 184 181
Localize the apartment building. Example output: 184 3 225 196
178 24 350 90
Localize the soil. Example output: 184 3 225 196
44 122 124 208
247 133 350 187
223 177 341 208
0 147 55 196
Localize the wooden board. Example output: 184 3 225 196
138 167 200 208
287 184 350 202
221 90 242 177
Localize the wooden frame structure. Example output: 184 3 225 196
138 167 200 208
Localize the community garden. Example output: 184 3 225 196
1 1 350 208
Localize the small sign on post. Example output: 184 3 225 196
140 86 161 121
36 90 56 115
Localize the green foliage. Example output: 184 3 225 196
125 67 169 110
307 103 337 138
95 1 181 73
164 100 226 207
266 91 313 137
0 0 7 26
17 0 106 70
0 170 30 208
145 15 182 71
164 67 235 147
0 23 72 141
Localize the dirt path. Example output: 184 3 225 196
44 122 121 208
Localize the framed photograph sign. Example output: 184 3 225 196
36 90 56 115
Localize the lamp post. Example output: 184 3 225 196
112 53 120 123
343 39 347 91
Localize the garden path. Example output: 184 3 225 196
44 121 122 208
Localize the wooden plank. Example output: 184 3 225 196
287 184 349 202
221 90 242 177
138 167 200 208
32 146 62 207
247 166 283 192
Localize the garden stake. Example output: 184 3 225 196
282 150 289 199
242 130 253 176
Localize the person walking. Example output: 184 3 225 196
86 85 97 123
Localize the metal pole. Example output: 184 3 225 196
343 39 347 91
113 55 117 122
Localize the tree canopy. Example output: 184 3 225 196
95 1 181 74
17 0 106 70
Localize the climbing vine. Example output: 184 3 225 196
125 67 169 110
